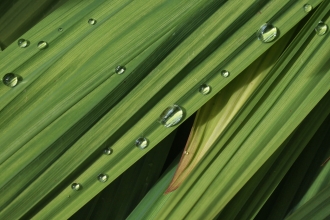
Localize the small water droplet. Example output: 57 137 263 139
37 41 48 49
199 84 211 95
221 70 230 78
315 21 328 36
58 28 63 32
98 174 108 183
184 151 189 155
18 39 29 48
135 137 148 149
103 148 113 155
88 18 97 25
115 66 126 74
257 23 278 43
71 183 82 191
2 73 19 87
303 4 313 12
158 105 184 127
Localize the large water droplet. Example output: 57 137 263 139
37 41 48 49
18 39 29 48
71 183 82 191
103 148 113 155
135 137 148 149
199 84 211 95
303 4 313 12
257 23 278 43
221 70 230 78
97 174 108 183
158 105 184 127
315 21 328 36
88 19 97 25
2 73 19 87
115 66 126 74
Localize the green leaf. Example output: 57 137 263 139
164 27 295 193
128 2 330 219
0 0 328 219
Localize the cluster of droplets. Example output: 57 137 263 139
12 17 127 192
255 4 328 42
7 13 284 194
66 10 330 192
70 19 130 191
17 38 49 50
16 18 97 52
135 105 186 150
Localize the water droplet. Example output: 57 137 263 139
184 151 189 155
257 23 278 43
115 66 126 74
199 84 211 95
71 183 82 191
37 41 48 49
58 28 63 32
135 137 148 149
103 148 113 155
97 174 108 182
221 70 230 78
2 73 19 87
158 105 184 127
88 18 97 25
315 21 328 36
303 4 313 12
18 39 29 48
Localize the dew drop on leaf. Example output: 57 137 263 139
158 105 184 127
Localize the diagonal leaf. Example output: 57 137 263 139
128 2 330 218
164 27 295 193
